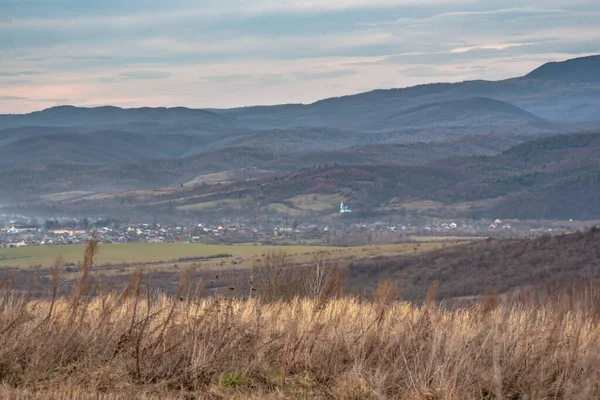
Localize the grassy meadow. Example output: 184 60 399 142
0 242 447 270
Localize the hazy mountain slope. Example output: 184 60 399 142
188 131 600 219
195 127 370 155
0 55 598 172
5 131 600 220
0 132 214 169
415 131 600 219
33 163 465 219
0 106 247 131
262 133 530 171
493 168 600 220
525 55 600 82
0 146 280 200
386 97 542 126
0 54 599 218
0 132 529 200
370 97 559 136
0 126 85 146
218 55 600 126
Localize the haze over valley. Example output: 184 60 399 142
1 55 599 223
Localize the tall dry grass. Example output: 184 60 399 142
0 241 600 398
2 285 600 398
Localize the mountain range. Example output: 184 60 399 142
1 54 600 220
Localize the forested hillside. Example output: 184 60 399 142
1 55 600 220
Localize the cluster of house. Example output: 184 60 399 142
0 220 278 247
349 220 512 234
488 219 513 230
0 212 574 248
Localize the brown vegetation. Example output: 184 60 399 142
2 279 600 398
348 227 600 300
0 236 599 398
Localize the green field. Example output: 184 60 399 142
0 242 447 270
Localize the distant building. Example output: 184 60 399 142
52 229 74 235
339 201 352 213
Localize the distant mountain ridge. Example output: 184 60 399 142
525 55 600 82
2 54 600 129
1 54 600 221
219 55 600 125
0 105 247 131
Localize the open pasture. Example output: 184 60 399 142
0 241 449 270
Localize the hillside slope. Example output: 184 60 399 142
348 228 600 300
2 131 600 220
0 132 216 169
385 97 543 126
410 131 600 219
525 55 600 82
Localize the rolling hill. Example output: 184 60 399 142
410 131 600 219
195 126 370 155
261 133 531 171
348 228 600 300
385 97 543 126
1 55 600 220
0 132 530 201
2 130 600 221
0 131 216 169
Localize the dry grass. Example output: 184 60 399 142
1 285 600 398
2 241 600 399
0 242 440 270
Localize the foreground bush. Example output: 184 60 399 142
0 285 599 399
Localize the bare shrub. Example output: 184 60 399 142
250 251 344 303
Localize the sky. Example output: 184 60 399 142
1 0 600 114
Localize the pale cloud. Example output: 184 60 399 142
0 79 33 86
401 65 486 77
199 74 254 84
294 69 358 81
449 43 535 53
120 71 171 80
0 96 28 101
0 71 43 77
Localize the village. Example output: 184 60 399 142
0 212 571 248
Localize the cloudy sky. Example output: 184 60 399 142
1 0 600 113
